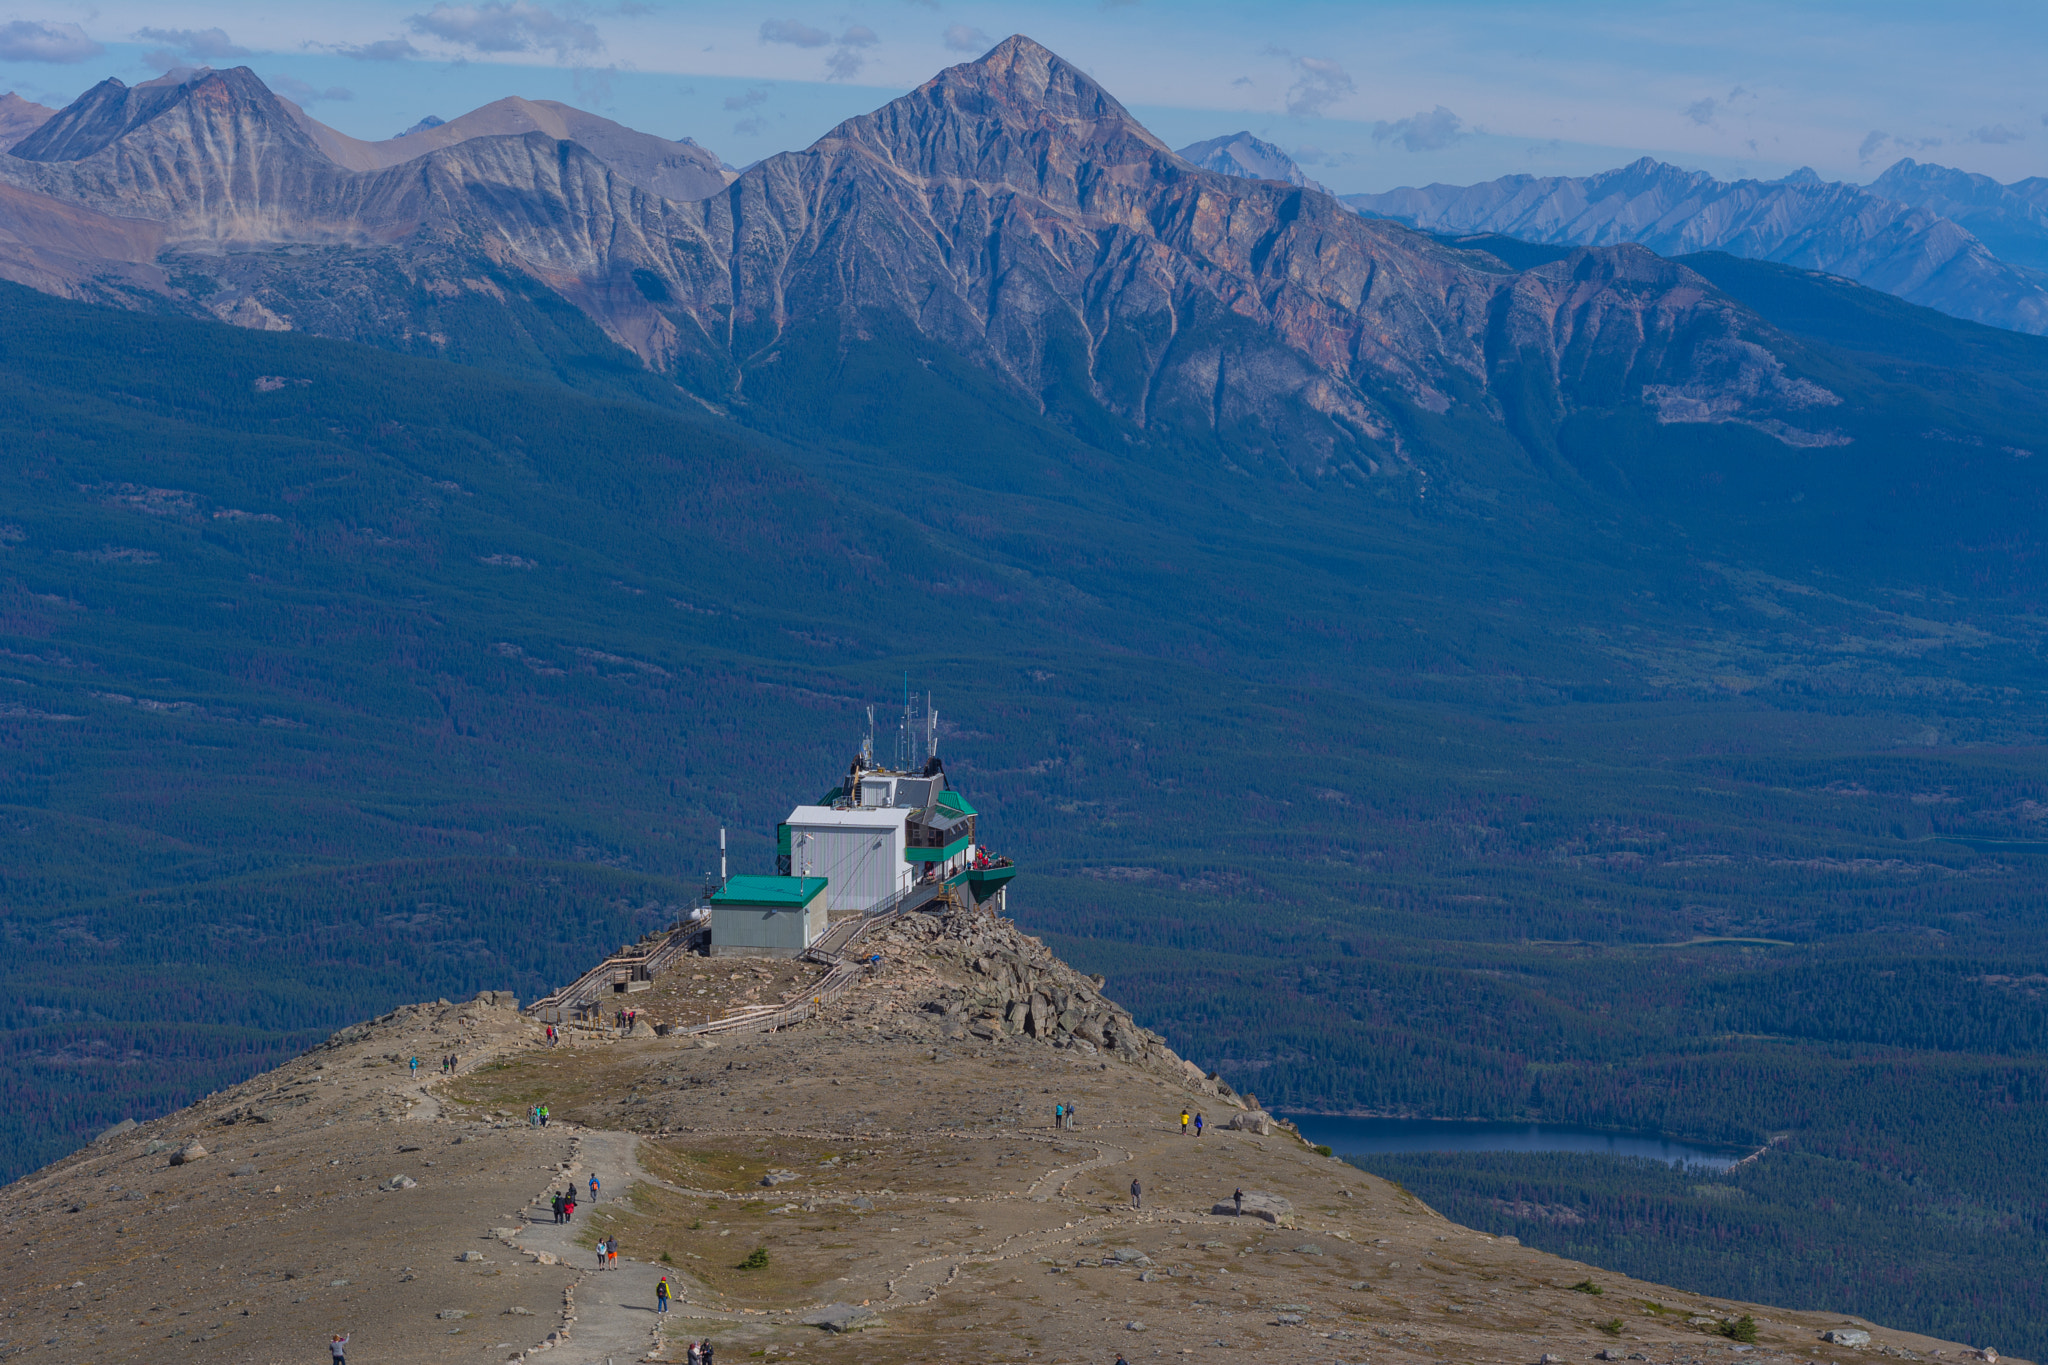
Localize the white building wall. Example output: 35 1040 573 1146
786 819 909 912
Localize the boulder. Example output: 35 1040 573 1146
1209 1191 1295 1227
1226 1111 1276 1135
457 1250 487 1263
382 1174 419 1190
760 1170 800 1186
1822 1330 1872 1347
801 1303 876 1332
628 1017 656 1038
170 1142 208 1165
93 1118 138 1145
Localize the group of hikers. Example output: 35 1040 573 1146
529 1103 551 1127
616 1006 642 1033
1051 1099 1082 1129
1179 1108 1207 1137
402 1053 459 1077
594 1234 621 1268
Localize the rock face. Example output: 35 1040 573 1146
0 43 1849 472
1346 157 2048 336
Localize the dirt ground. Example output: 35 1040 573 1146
0 909 2011 1365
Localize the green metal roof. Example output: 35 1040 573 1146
710 875 828 907
936 789 977 817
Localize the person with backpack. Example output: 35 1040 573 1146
589 1172 600 1203
656 1276 671 1313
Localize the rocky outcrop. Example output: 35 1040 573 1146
1346 156 2048 336
867 899 1191 1075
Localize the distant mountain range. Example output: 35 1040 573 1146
1344 156 2048 335
0 44 1860 480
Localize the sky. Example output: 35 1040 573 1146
0 1 2041 193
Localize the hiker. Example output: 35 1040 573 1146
564 1194 576 1221
540 1104 550 1127
1233 1187 1243 1215
546 1024 556 1045
1130 1178 1141 1210
596 1237 609 1270
409 1056 419 1076
687 1342 703 1365
608 1238 619 1269
329 1332 349 1364
703 1341 715 1365
1066 1100 1078 1130
589 1172 600 1203
656 1276 671 1313
550 1192 562 1224
1054 1102 1063 1129
1181 1109 1190 1135
1194 1113 1204 1137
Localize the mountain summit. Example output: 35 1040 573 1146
1176 130 1330 194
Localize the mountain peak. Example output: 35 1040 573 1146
10 66 315 164
1176 130 1330 194
916 32 1170 151
0 90 56 150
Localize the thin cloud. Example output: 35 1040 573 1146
0 19 103 63
135 26 250 60
1685 97 1718 127
825 25 878 80
1966 123 2025 145
733 113 767 137
723 87 768 111
339 39 421 61
268 73 354 105
943 24 991 54
1858 129 1944 164
1285 56 1354 118
1373 105 1464 152
759 18 831 48
409 2 602 60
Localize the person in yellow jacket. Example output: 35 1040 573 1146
1181 1109 1191 1135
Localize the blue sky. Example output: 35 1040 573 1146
0 1 2041 192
